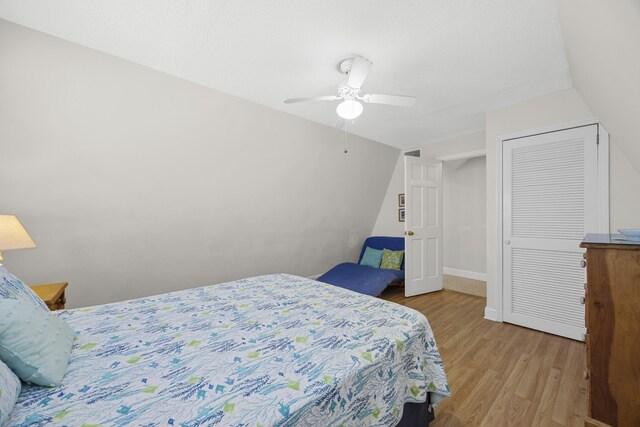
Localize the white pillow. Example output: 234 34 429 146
0 359 21 426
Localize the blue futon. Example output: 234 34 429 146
317 236 404 296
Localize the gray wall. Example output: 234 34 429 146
0 20 398 308
442 156 486 276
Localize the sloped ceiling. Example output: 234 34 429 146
0 0 572 148
556 0 640 173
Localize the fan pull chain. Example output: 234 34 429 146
344 120 348 154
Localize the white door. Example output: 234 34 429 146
405 156 443 297
503 124 605 340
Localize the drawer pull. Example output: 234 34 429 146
581 259 587 268
580 296 585 304
583 370 589 380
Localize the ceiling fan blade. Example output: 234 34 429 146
283 96 339 104
361 94 416 107
347 56 372 89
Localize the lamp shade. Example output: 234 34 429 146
336 100 363 120
0 215 37 251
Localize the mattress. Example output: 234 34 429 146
7 274 449 426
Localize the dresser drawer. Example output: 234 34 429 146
582 253 589 330
584 282 590 330
584 332 591 415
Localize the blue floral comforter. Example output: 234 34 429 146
7 274 449 426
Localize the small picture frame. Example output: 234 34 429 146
398 193 405 207
398 208 405 222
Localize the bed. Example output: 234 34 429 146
6 274 449 426
318 236 405 296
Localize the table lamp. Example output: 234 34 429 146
0 215 37 266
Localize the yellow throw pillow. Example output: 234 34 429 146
380 249 404 270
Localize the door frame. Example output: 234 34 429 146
492 118 609 322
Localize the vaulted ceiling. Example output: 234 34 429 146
0 0 572 148
556 0 640 175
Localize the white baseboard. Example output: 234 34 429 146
443 267 487 282
484 307 499 321
307 274 322 280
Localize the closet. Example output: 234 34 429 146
499 122 608 340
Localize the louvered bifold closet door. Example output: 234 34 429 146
503 125 598 340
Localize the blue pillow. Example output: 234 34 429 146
0 359 21 426
0 299 75 386
360 247 384 268
0 267 49 311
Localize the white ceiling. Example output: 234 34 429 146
0 0 572 149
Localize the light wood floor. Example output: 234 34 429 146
380 288 587 427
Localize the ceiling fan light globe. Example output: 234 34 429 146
336 100 363 120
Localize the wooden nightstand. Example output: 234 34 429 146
29 282 68 311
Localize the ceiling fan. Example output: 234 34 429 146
283 55 417 120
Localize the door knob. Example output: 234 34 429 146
406 231 414 236
505 240 511 245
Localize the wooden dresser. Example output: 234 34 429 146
580 234 640 427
